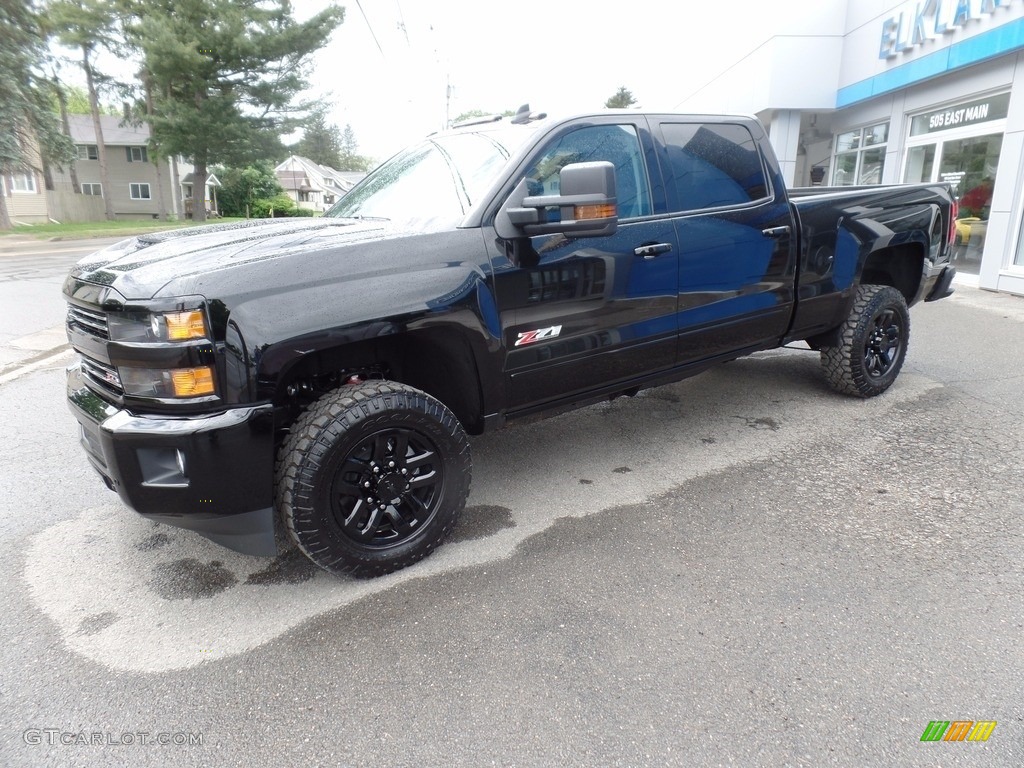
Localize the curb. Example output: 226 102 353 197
0 346 72 385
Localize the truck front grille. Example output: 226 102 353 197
80 355 124 397
67 304 110 340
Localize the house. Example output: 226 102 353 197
275 155 364 213
179 172 222 219
1 137 49 225
48 115 219 221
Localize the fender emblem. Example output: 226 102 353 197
515 325 562 347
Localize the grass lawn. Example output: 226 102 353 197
1 217 249 240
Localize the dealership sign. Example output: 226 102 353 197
909 93 1011 134
880 0 1017 59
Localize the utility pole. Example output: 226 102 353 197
445 75 451 130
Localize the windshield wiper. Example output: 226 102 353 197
330 214 391 222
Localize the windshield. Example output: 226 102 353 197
325 127 535 230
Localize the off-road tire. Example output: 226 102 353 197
820 284 910 398
276 380 471 578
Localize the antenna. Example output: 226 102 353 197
511 104 547 125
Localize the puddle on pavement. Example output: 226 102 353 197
150 558 238 600
449 505 515 543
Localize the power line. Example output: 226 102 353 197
395 0 410 46
355 0 384 58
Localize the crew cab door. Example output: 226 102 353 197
653 120 797 362
489 120 679 410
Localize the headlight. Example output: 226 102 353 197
119 366 216 398
107 310 209 343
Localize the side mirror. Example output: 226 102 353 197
499 161 618 239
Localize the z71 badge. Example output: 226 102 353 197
515 325 562 347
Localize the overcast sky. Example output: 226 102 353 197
60 0 817 163
300 0 789 160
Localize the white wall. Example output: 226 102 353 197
676 0 850 114
679 36 846 114
985 52 1024 293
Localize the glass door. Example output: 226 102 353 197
941 133 1001 271
904 144 936 184
904 132 1003 274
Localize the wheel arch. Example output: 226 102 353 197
268 325 490 435
860 242 925 306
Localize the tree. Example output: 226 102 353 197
47 0 122 221
215 161 282 218
51 76 81 194
139 68 169 219
297 109 341 168
0 0 75 229
134 0 345 222
337 123 371 172
604 86 637 109
49 83 121 116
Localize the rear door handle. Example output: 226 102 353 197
634 242 673 259
762 226 791 239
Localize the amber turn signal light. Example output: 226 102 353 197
164 310 207 340
170 366 215 397
575 203 617 221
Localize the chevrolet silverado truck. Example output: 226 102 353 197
64 109 957 577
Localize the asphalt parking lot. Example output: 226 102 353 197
0 242 1021 766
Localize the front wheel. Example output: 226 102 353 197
819 284 910 398
277 381 471 578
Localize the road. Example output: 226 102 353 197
0 239 1022 766
0 237 123 376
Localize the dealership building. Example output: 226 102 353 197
678 0 1024 295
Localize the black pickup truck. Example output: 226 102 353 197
64 109 957 577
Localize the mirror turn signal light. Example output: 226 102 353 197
575 203 617 221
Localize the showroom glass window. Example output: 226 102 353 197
904 94 1010 275
832 123 888 186
1016 214 1024 267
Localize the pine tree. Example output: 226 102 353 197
0 0 74 229
47 0 123 221
297 110 342 169
51 77 81 194
49 83 121 116
133 0 344 222
604 86 637 109
337 124 371 172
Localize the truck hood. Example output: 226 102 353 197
69 217 402 300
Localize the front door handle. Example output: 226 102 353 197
762 226 791 239
634 242 673 259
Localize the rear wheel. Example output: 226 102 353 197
277 380 471 578
820 284 910 398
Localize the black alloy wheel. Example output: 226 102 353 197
277 380 471 577
862 306 905 383
330 428 443 548
820 284 911 398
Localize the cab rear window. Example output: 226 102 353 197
661 123 770 212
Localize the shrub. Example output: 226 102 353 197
250 193 296 218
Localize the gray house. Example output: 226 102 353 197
51 115 218 220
